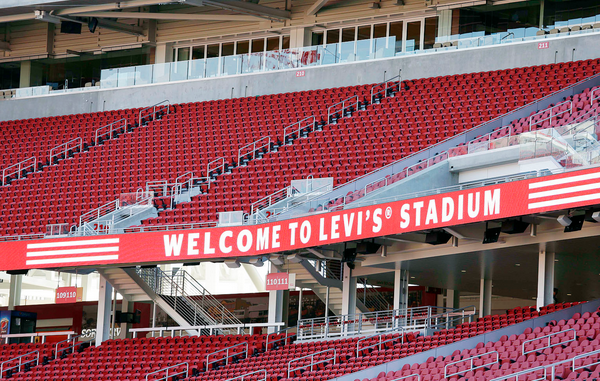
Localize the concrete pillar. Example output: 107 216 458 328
19 61 31 88
289 27 312 48
447 289 460 309
96 275 113 346
479 278 492 318
119 299 134 339
393 263 408 311
8 275 22 310
341 263 357 316
537 250 555 309
267 289 284 334
154 42 174 64
437 10 453 38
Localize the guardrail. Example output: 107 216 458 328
138 100 170 128
49 137 82 165
266 327 297 351
206 342 248 371
356 327 406 357
521 328 576 355
225 369 267 381
79 199 119 227
444 350 499 378
390 375 420 381
529 99 573 130
95 118 127 145
54 333 93 359
327 95 358 124
283 115 316 143
145 362 188 381
237 136 271 166
251 185 291 216
130 322 284 338
592 87 600 106
371 74 401 104
207 157 226 178
1 157 36 186
0 350 39 379
287 348 336 378
0 331 75 344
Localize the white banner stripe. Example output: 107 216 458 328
26 255 119 266
528 182 600 199
27 238 120 249
26 247 119 257
529 172 600 189
528 192 600 209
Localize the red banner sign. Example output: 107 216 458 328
55 287 78 304
2 166 600 271
266 273 290 290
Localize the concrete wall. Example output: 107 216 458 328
332 298 600 381
2 32 600 122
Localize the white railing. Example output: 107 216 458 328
145 362 188 381
225 369 267 381
521 328 576 355
356 327 406 357
1 157 36 186
287 348 336 378
327 95 359 124
79 199 119 227
266 328 296 351
49 137 82 165
390 375 420 381
444 351 499 378
251 185 291 216
371 74 401 104
0 331 75 344
207 157 226 178
206 342 248 371
54 333 93 359
591 87 600 106
95 118 127 145
0 350 39 379
138 100 170 128
283 115 316 143
130 322 284 338
146 180 170 197
528 100 573 130
237 136 271 166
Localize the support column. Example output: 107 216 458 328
8 275 22 310
268 289 284 334
96 275 113 346
341 263 357 316
437 10 452 38
154 42 173 64
393 263 408 311
537 249 555 309
447 289 460 309
289 27 312 48
19 61 31 88
325 287 330 318
479 278 492 318
119 299 134 339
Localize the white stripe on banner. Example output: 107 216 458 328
529 182 600 199
26 255 119 266
528 192 600 209
26 246 119 257
529 172 600 189
27 238 120 249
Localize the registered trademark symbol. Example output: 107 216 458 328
385 207 392 219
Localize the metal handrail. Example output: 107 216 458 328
251 185 291 216
237 136 271 166
174 171 194 187
356 327 405 357
79 199 119 227
591 87 600 106
444 350 499 378
1 157 36 186
48 137 82 165
282 115 316 143
266 327 297 351
207 157 225 178
529 99 573 130
0 350 39 379
327 94 359 124
390 375 421 381
54 333 92 359
287 348 336 378
521 328 576 355
138 100 170 128
144 362 188 381
225 369 267 381
205 342 248 371
95 118 127 145
370 74 401 104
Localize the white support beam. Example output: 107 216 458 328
0 14 36 23
54 0 182 16
69 11 258 22
306 0 332 16
199 0 291 20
